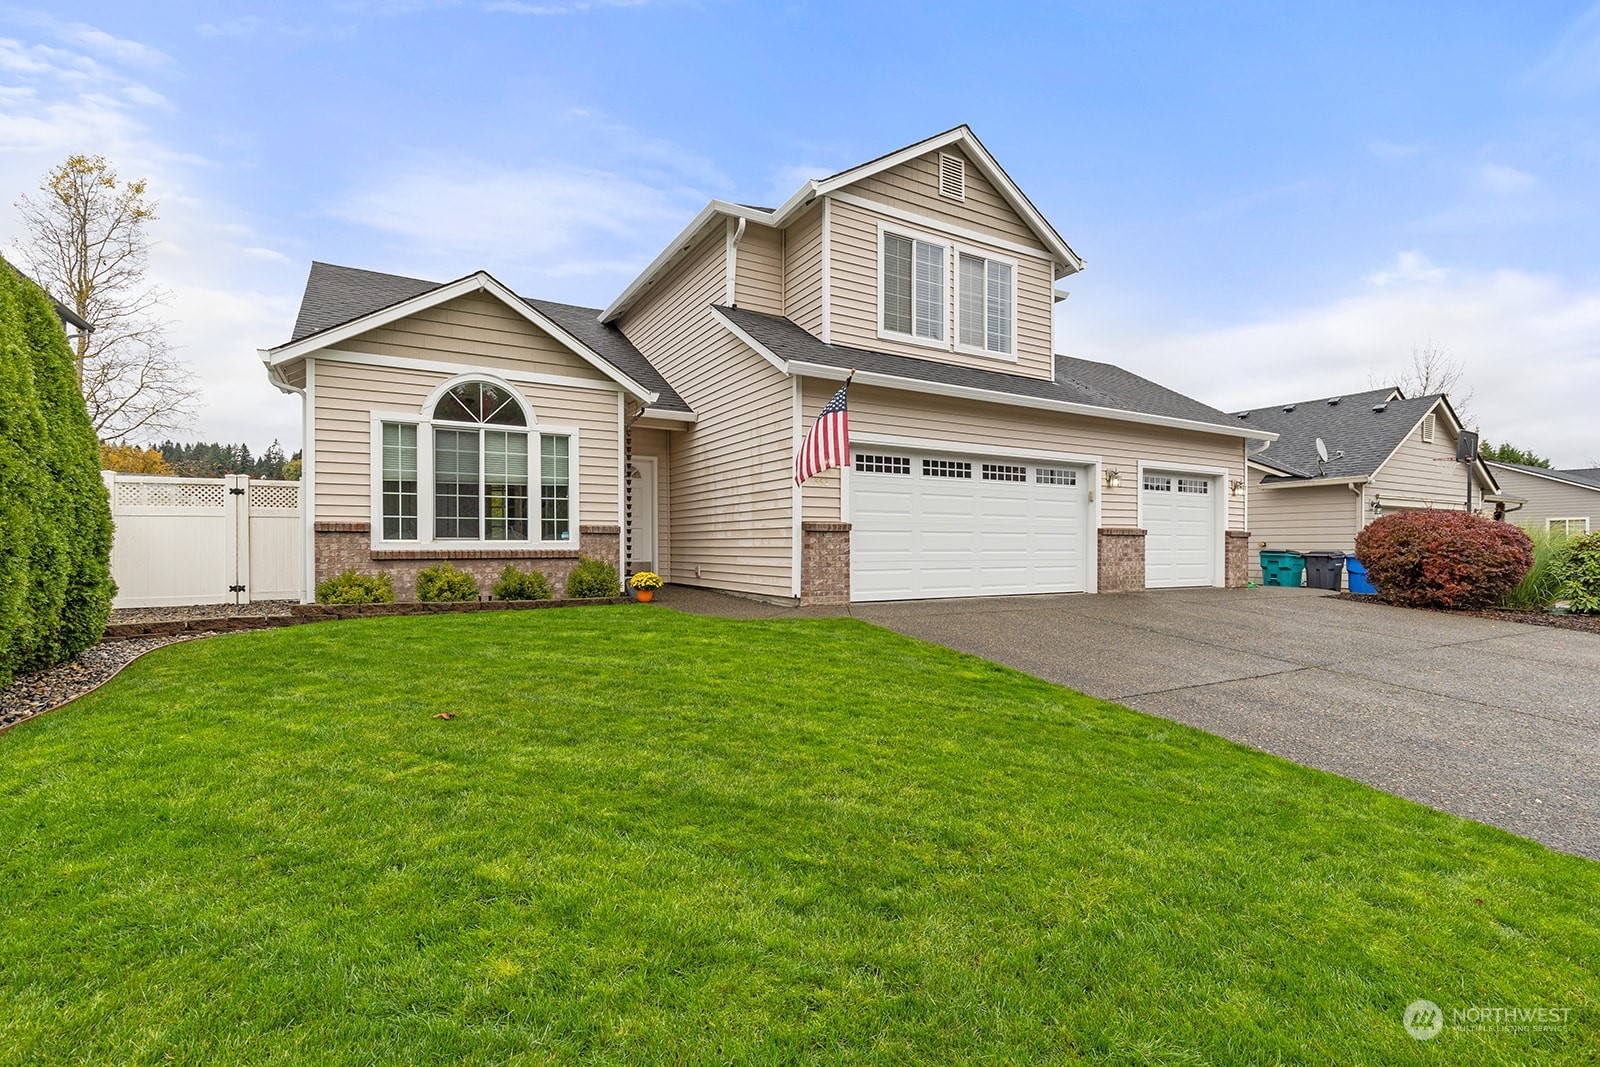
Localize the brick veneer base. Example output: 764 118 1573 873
1225 530 1251 589
801 522 851 605
1098 527 1147 593
314 522 623 602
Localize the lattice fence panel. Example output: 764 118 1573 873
249 482 301 510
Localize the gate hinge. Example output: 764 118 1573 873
228 584 246 593
228 487 246 495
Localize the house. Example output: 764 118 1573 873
1235 388 1500 580
1484 463 1600 537
3 260 93 337
261 126 1273 604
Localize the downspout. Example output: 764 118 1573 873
264 357 310 602
726 216 747 307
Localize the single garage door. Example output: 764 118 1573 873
850 449 1090 602
1142 470 1219 588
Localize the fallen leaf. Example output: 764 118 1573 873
433 712 455 720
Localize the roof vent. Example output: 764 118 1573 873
1372 403 1387 413
1282 405 1297 413
1236 411 1249 419
937 153 966 202
1327 397 1342 405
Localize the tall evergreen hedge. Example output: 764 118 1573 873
0 261 115 687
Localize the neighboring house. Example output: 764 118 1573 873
262 126 1272 604
1235 388 1500 580
1484 463 1600 537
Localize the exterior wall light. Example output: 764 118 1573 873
1104 469 1121 490
1230 479 1245 497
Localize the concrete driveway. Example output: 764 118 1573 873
661 585 1600 860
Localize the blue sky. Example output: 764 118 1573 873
3 1 1598 463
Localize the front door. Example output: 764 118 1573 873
628 456 658 575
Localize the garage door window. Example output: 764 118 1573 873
923 459 972 478
1178 477 1210 494
1144 474 1172 492
855 454 912 474
982 463 1027 482
1036 467 1077 486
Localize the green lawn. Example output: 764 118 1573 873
1 608 1594 1064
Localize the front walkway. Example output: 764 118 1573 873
657 584 1600 860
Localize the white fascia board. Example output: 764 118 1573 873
784 359 1275 442
636 408 697 424
264 271 656 405
707 308 793 374
1485 462 1600 494
601 200 780 323
1250 469 1372 489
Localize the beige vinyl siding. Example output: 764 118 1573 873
631 426 673 579
1489 466 1600 533
617 232 795 599
311 355 620 528
336 290 607 379
734 222 785 315
1247 481 1359 579
826 197 1055 380
803 378 1246 530
783 203 824 335
1369 413 1488 508
844 147 1046 250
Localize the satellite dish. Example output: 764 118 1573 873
1315 438 1329 463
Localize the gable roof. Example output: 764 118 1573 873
1236 387 1496 490
714 306 1266 440
602 125 1083 323
270 262 691 413
1487 461 1600 493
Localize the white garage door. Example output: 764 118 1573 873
850 450 1090 602
1142 470 1219 588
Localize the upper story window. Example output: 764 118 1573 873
879 224 1016 360
957 251 1014 356
881 231 944 343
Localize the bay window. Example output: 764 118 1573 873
376 378 572 546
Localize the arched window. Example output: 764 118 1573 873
378 377 571 545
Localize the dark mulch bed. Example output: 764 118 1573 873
1332 591 1600 634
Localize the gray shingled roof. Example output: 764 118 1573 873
714 305 1244 430
285 262 691 414
1232 387 1447 481
1489 462 1600 492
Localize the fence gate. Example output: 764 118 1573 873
103 473 303 608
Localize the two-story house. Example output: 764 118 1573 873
262 126 1269 604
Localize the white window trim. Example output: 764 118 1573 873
1548 517 1590 535
952 243 1020 362
368 380 582 552
876 220 950 352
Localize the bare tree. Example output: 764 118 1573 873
1369 339 1474 426
13 155 197 442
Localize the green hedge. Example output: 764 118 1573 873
0 261 115 687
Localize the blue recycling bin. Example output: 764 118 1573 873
1345 554 1376 595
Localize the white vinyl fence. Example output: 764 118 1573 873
103 472 303 608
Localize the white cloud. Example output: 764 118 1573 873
1368 250 1447 287
3 10 171 68
197 16 264 39
1479 163 1537 194
1527 1 1600 94
1076 263 1600 465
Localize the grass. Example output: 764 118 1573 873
1 608 1595 1065
1501 525 1572 611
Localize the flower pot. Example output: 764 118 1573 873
636 589 654 603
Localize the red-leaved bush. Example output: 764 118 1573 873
1354 510 1533 609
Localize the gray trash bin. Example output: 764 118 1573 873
1302 551 1346 591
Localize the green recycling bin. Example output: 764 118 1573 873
1259 550 1305 587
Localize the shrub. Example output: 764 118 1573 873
1354 510 1533 610
315 569 395 605
0 261 115 687
492 565 552 601
416 562 479 603
1550 531 1600 614
1498 525 1571 611
566 555 620 599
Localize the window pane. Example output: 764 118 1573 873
435 385 477 424
484 431 530 541
435 381 526 426
882 234 912 335
434 428 480 539
480 383 527 426
958 253 985 349
381 422 418 541
913 240 944 341
541 435 571 541
986 260 1012 353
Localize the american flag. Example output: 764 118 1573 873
794 374 853 486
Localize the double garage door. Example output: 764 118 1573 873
851 449 1091 602
850 449 1221 601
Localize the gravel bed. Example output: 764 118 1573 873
0 635 203 734
109 601 297 625
1331 591 1600 634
